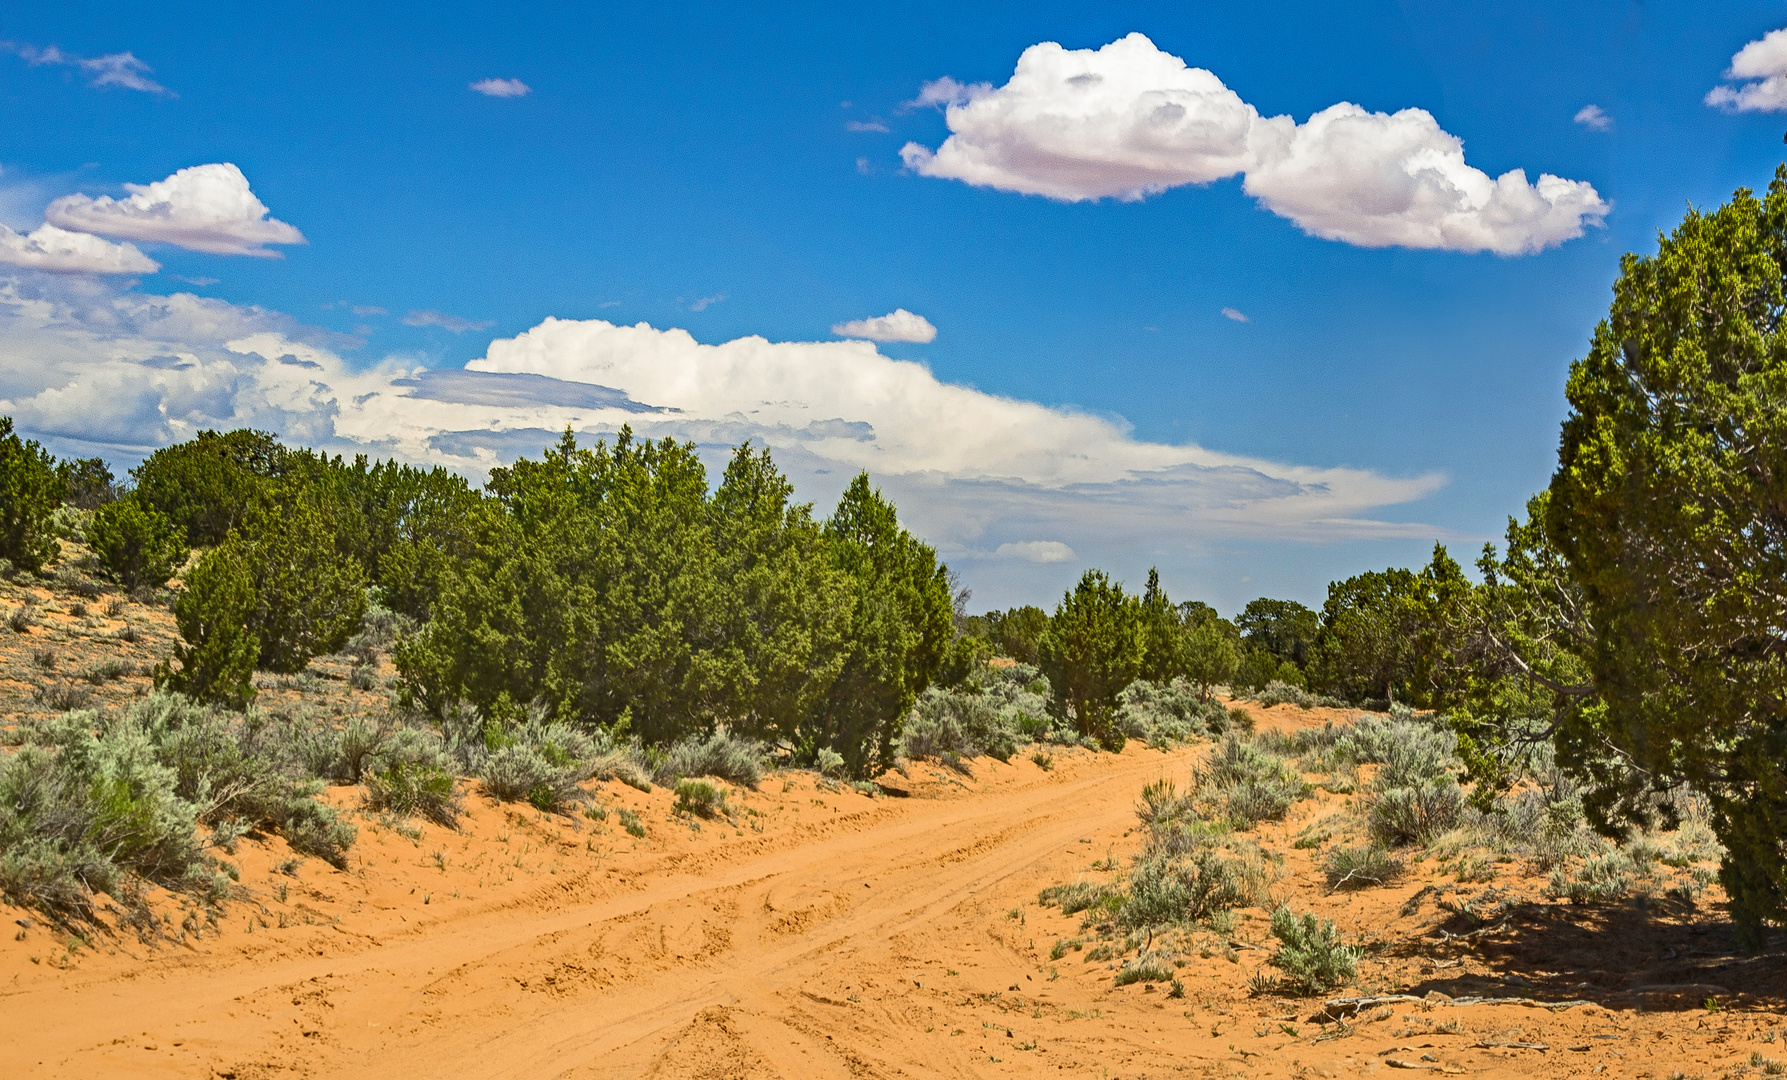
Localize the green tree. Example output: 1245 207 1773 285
55 457 117 509
1137 568 1185 684
812 473 954 775
1038 569 1143 750
1547 167 1787 945
155 541 259 708
1308 568 1422 704
131 429 284 546
1236 598 1320 667
0 417 63 573
1182 618 1240 699
85 497 189 589
984 605 1049 665
237 494 368 673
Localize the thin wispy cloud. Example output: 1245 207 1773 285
901 33 1608 255
832 308 937 343
1707 28 1787 112
403 309 493 332
845 119 890 133
46 163 305 257
470 77 530 98
690 294 724 311
5 42 174 96
1573 104 1612 131
1221 307 1249 323
352 305 388 316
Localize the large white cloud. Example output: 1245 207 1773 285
0 271 1449 602
1706 28 1787 112
45 163 305 257
901 33 1608 255
0 222 158 274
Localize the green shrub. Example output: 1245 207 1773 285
1038 879 1123 916
1368 779 1466 847
1116 678 1230 745
616 807 646 837
1038 569 1144 751
1251 680 1318 709
1113 951 1176 985
1323 845 1404 890
130 429 282 547
1547 851 1637 904
86 498 188 589
1196 734 1311 828
366 761 461 826
903 686 1019 762
673 777 729 818
655 730 765 787
1268 905 1359 994
236 499 367 674
815 747 847 777
56 457 117 510
155 541 260 708
0 417 65 574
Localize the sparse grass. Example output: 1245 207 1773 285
7 605 35 633
1029 749 1053 771
1113 950 1176 985
31 646 56 669
616 807 646 838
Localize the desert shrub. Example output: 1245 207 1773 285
81 659 135 684
655 729 765 787
1323 845 1404 890
1038 878 1123 916
903 686 1018 762
31 646 55 670
0 417 65 574
86 498 188 590
1268 906 1358 994
473 714 596 811
365 761 461 826
1548 850 1637 904
815 747 847 777
348 664 377 691
1368 780 1466 847
155 541 260 708
1196 734 1311 828
1122 842 1268 929
8 603 36 633
1116 678 1230 745
56 457 117 509
343 601 414 665
673 777 729 819
1251 680 1318 709
1113 951 1176 985
33 683 92 711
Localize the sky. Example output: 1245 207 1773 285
3 1 1787 614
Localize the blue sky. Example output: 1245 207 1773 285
3 1 1787 613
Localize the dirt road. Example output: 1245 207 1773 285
4 727 1781 1079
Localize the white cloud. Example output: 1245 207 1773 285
1221 307 1248 323
690 295 725 312
45 164 305 257
6 43 173 96
0 275 1450 603
470 77 531 98
846 119 890 133
1707 28 1787 112
901 33 1608 255
0 223 158 274
403 309 493 332
907 76 993 110
1573 104 1612 131
832 308 938 343
994 540 1075 563
352 305 387 316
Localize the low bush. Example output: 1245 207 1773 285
1038 879 1124 916
1116 678 1232 745
366 761 461 827
1113 951 1176 985
1367 779 1466 847
673 777 729 819
903 686 1019 763
1547 850 1638 904
86 498 188 590
1195 734 1311 828
655 729 764 788
1322 845 1404 891
1268 905 1358 994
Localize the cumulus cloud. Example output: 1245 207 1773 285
994 540 1074 563
0 223 158 274
46 164 305 257
403 309 493 332
901 33 1608 255
1706 28 1787 112
1573 104 1612 131
0 274 1449 603
1221 307 1248 323
831 308 938 343
5 43 173 96
470 77 531 98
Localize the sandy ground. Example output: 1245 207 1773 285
2 699 1784 1079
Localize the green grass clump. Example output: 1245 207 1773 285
673 777 729 819
366 761 462 827
1322 845 1403 891
655 730 764 788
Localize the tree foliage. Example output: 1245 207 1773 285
156 541 260 709
86 497 188 590
1546 167 1787 945
0 417 64 573
1039 569 1144 749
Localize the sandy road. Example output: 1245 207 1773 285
5 743 1206 1079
